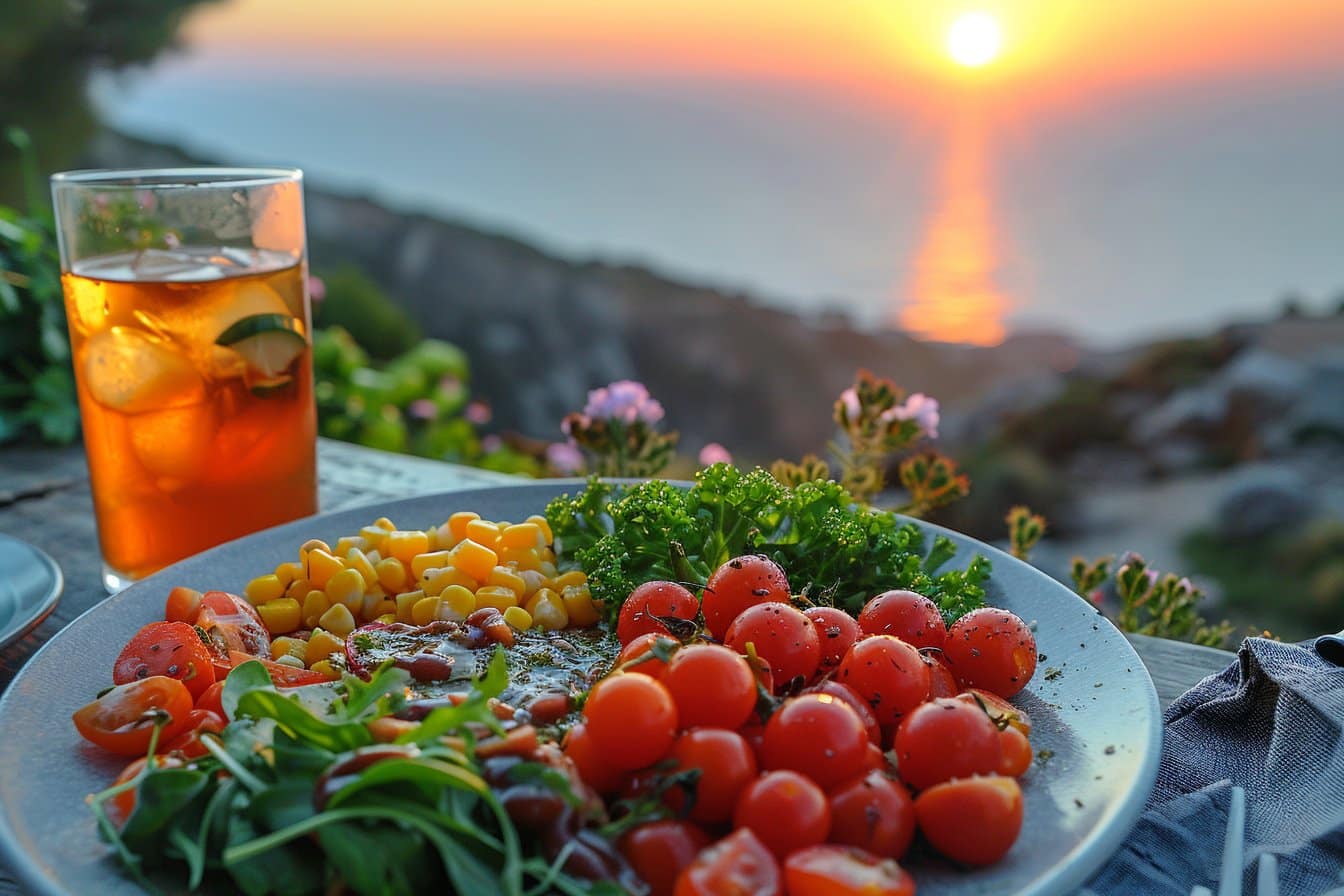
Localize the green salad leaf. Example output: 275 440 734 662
546 464 991 622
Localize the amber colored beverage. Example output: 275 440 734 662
63 247 317 582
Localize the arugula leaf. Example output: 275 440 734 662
333 662 410 721
398 648 509 746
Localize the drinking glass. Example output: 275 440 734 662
51 168 318 592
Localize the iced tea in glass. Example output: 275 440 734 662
51 169 317 591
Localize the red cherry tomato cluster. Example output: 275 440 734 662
584 556 1041 894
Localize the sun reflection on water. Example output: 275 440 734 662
899 108 1010 346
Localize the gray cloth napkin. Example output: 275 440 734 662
1083 637 1344 895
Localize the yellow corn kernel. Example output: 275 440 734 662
359 524 388 548
502 606 533 631
411 596 442 626
273 561 304 587
421 566 477 596
450 539 499 582
285 576 313 601
424 528 440 551
365 548 382 563
258 597 303 634
374 516 396 531
371 599 397 619
474 585 519 612
553 570 588 591
306 548 344 589
537 560 559 579
465 519 501 549
333 536 359 556
499 522 543 550
325 567 366 612
375 557 409 593
385 530 430 568
439 585 476 621
318 603 357 637
270 636 307 661
499 547 542 571
299 538 332 558
302 590 330 628
525 514 554 545
411 550 453 580
275 654 307 669
434 521 457 549
447 511 480 543
309 659 341 681
540 546 557 561
305 629 345 665
376 613 397 624
517 569 547 598
561 584 601 628
486 565 527 596
526 588 569 631
244 574 286 606
345 548 379 588
361 591 385 620
394 591 421 623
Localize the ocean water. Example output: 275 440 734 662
91 61 1344 346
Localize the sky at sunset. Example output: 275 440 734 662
96 1 1344 344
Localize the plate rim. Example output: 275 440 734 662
0 533 64 651
0 481 1162 896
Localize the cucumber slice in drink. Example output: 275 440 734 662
249 374 295 397
215 313 307 378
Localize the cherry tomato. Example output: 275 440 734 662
725 603 820 691
72 676 195 756
663 644 758 730
227 651 329 688
998 725 1033 777
733 769 831 859
195 680 226 719
674 828 781 896
857 590 947 650
617 633 677 679
163 586 203 624
923 651 960 699
196 591 270 659
862 742 888 772
113 621 217 700
914 775 1024 865
161 708 226 758
562 722 626 794
738 721 767 765
665 728 758 824
761 694 869 790
804 607 860 674
827 770 915 859
105 754 186 828
783 844 915 896
618 581 699 646
956 688 1032 735
583 674 678 770
836 636 929 729
893 697 1003 791
702 555 790 640
943 608 1037 698
620 821 711 896
805 681 881 746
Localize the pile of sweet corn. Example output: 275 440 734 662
241 511 599 680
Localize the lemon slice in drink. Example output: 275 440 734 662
215 313 307 379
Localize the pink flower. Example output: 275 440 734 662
546 441 585 475
135 190 157 212
465 401 491 425
887 393 940 439
481 434 503 453
307 275 326 303
408 399 437 421
839 388 861 423
698 442 733 466
583 380 664 425
163 232 181 250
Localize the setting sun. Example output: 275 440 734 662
947 11 1003 68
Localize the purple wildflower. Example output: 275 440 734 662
465 401 491 425
546 441 585 475
698 442 733 466
583 380 664 425
307 275 326 303
839 388 861 424
885 393 940 439
408 399 437 421
480 435 502 453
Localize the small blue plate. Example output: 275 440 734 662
0 534 63 649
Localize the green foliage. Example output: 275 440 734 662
1006 505 1046 561
0 199 78 444
1113 553 1232 648
313 327 539 475
545 464 991 624
1070 555 1113 598
92 651 606 896
314 265 422 360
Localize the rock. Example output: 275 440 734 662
1216 350 1309 417
1212 465 1316 540
1288 351 1344 443
1132 384 1226 443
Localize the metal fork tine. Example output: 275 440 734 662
1218 786 1247 896
1256 853 1278 896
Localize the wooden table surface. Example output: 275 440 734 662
0 439 1236 895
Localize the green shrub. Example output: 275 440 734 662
314 265 422 360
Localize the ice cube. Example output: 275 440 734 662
82 326 205 414
129 249 224 282
129 401 217 489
